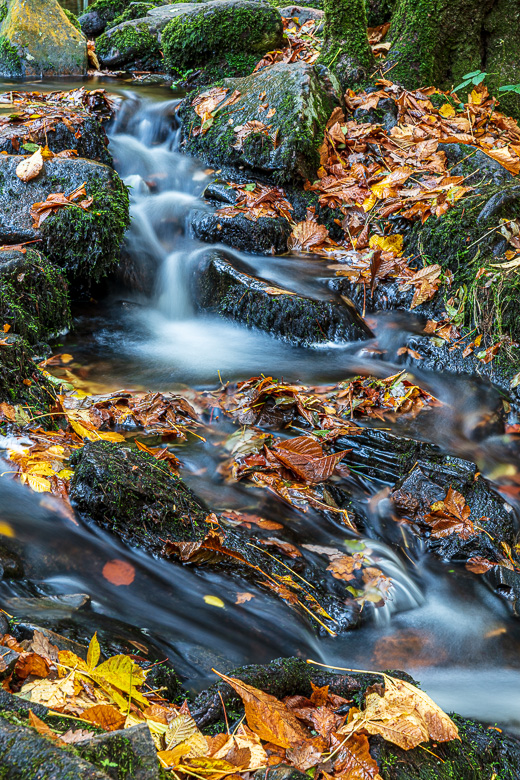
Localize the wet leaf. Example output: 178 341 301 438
28 710 58 740
204 595 225 608
81 704 126 731
102 559 136 586
87 632 100 669
16 148 43 182
424 487 475 539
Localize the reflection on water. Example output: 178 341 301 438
1 86 520 731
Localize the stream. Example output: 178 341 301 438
2 82 520 730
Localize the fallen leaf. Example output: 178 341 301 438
102 559 136 586
16 148 43 182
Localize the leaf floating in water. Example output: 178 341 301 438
102 559 136 586
203 595 225 608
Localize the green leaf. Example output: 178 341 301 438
453 80 472 93
243 183 256 191
472 73 487 85
22 142 39 153
463 70 484 79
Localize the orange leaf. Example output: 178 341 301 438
102 559 136 586
81 704 126 731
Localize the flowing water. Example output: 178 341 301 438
2 85 520 727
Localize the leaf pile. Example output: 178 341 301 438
254 16 319 72
0 87 115 125
215 182 293 222
30 183 94 228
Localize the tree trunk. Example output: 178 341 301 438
386 0 520 117
318 0 374 90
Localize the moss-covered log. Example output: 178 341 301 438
318 0 374 90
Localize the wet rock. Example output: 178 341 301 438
0 156 130 287
0 646 19 678
0 335 55 414
79 0 131 38
0 543 23 580
0 612 8 635
70 441 360 635
0 110 112 167
0 0 87 78
161 0 284 78
0 714 111 779
193 250 372 346
95 14 164 70
179 61 342 185
0 249 70 344
188 208 292 253
76 724 161 780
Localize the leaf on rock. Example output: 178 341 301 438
214 670 311 749
271 436 348 484
329 732 383 779
81 704 126 731
287 220 329 252
16 148 43 182
424 486 475 539
28 710 58 740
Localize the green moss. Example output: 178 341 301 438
41 174 130 286
318 0 373 89
0 250 70 343
0 2 7 24
366 0 396 25
96 21 162 69
0 337 56 414
82 0 129 24
162 3 283 73
63 8 81 31
0 36 22 77
109 2 156 27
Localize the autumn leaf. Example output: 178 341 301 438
165 714 200 750
271 436 348 484
102 559 136 586
214 671 311 749
81 704 126 731
87 632 100 669
29 711 58 740
327 732 382 779
287 220 329 252
424 486 475 539
16 148 43 182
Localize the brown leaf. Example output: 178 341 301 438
29 710 58 740
214 671 311 748
331 732 383 779
287 220 329 252
15 652 51 681
272 436 348 483
235 592 254 604
80 704 126 731
466 556 496 574
424 487 474 539
102 559 136 586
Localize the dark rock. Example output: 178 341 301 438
0 111 112 166
0 249 70 344
0 612 8 635
76 724 161 780
95 15 165 70
0 646 19 678
0 714 111 780
0 156 129 287
69 441 360 635
0 542 23 579
161 0 284 78
193 250 372 346
79 0 130 38
278 5 324 24
188 208 292 253
0 335 56 414
179 61 342 185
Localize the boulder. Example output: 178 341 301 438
189 208 292 253
106 0 178 28
79 0 131 38
161 0 284 78
278 5 324 24
95 15 165 70
0 0 87 78
193 251 372 346
0 156 129 286
75 724 161 780
180 62 342 185
0 107 112 166
0 249 70 344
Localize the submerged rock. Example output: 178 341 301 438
180 62 342 185
0 156 129 287
0 249 70 344
0 0 87 78
193 251 372 346
0 110 112 167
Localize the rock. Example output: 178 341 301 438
188 208 292 253
95 15 164 70
0 156 129 287
0 109 112 166
107 0 174 29
69 441 360 635
193 251 372 346
0 249 70 344
278 5 324 24
161 0 284 78
180 62 342 185
0 335 55 414
0 0 87 78
76 724 161 780
0 714 110 779
0 612 8 635
0 646 19 678
254 767 308 780
79 0 131 38
0 542 23 580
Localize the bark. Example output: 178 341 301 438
318 0 374 89
386 0 520 118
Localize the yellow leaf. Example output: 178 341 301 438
469 88 483 105
57 468 75 480
94 654 146 695
58 650 89 672
369 233 404 255
362 193 377 211
165 714 200 750
26 462 56 476
87 632 100 669
21 473 51 493
204 595 225 608
439 103 456 118
0 522 14 537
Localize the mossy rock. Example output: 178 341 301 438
0 0 87 78
161 0 284 77
62 8 81 30
179 61 341 184
194 250 372 345
79 0 131 37
0 156 130 288
107 0 172 29
365 0 396 26
95 17 163 70
0 109 112 166
0 335 55 414
0 249 70 344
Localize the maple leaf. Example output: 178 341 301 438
424 486 475 539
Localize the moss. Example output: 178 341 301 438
366 0 396 26
0 337 56 415
63 8 81 31
96 21 162 69
108 2 157 28
0 2 7 24
162 3 283 73
0 36 22 77
82 0 129 24
0 250 70 344
41 174 130 286
317 0 374 90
